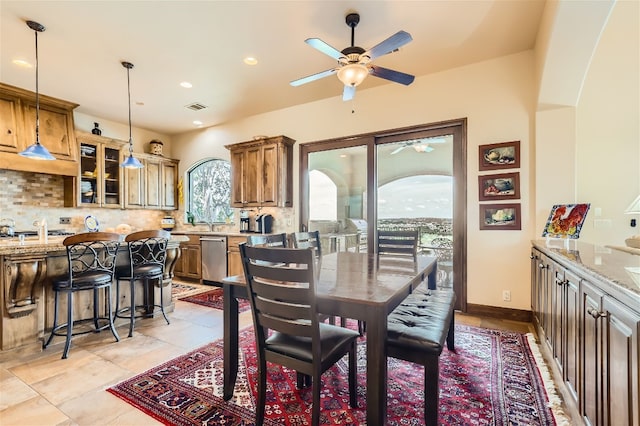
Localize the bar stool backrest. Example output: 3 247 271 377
63 232 122 282
124 230 171 278
291 231 322 257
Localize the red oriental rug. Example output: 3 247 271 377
179 287 251 313
107 325 568 425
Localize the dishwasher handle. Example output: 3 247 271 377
200 237 226 243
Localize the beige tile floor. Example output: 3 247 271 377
0 298 535 426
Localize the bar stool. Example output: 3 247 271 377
115 230 171 337
43 232 122 359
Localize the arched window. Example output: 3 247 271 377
187 159 233 224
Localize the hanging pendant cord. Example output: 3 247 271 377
126 66 133 155
34 27 40 144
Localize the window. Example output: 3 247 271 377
187 159 233 224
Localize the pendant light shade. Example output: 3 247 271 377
19 20 55 161
120 61 143 169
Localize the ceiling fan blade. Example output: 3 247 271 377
342 85 356 101
305 38 344 60
364 31 413 60
390 146 406 155
370 65 415 86
290 68 337 87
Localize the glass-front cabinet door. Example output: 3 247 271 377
77 132 124 208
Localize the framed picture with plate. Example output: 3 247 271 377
478 172 520 201
479 141 520 171
479 203 521 230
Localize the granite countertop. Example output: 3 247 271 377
0 234 188 256
532 239 640 304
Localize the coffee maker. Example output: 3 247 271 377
240 210 251 233
255 214 273 234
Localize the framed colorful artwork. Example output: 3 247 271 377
478 172 520 201
542 203 590 239
479 141 520 171
479 203 521 230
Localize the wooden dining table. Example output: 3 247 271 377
222 251 438 426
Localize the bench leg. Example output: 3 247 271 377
424 356 439 426
446 311 455 351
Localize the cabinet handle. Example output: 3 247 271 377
555 278 565 286
587 307 607 319
538 263 548 269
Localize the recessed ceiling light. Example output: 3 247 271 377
180 81 193 88
12 59 32 68
243 57 258 65
193 120 203 126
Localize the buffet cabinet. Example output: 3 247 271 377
124 152 179 210
225 135 295 207
0 83 78 176
530 244 640 426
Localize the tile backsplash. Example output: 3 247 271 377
0 170 296 234
0 170 166 233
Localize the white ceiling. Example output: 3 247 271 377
0 1 546 136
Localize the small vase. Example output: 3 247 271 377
91 122 102 135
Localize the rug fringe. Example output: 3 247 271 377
526 333 573 426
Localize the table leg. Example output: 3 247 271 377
223 284 239 400
366 306 387 425
428 260 438 290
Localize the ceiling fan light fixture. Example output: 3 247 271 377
19 20 55 161
337 63 369 87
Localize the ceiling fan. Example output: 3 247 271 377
290 12 415 101
390 137 447 155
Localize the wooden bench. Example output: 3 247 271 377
387 287 456 425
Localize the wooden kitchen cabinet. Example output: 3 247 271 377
531 243 640 426
72 132 125 208
226 235 246 278
225 135 295 208
124 152 179 210
0 83 78 176
174 235 201 280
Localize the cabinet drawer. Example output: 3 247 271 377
227 236 246 252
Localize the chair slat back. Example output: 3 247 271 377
63 232 122 280
246 233 288 248
377 230 419 257
240 243 318 340
291 231 322 257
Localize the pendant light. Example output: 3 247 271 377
120 61 143 169
19 21 55 161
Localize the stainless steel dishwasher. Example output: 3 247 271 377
200 236 227 283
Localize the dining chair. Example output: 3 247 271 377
377 229 419 258
291 231 322 256
246 232 288 248
43 232 122 359
239 243 359 426
115 229 171 337
292 230 351 329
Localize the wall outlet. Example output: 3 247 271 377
502 290 511 302
59 217 71 224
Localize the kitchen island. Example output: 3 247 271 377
0 234 187 356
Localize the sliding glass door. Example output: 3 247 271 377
300 120 466 310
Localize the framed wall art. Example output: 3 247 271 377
478 172 520 201
479 140 520 171
479 203 521 230
542 203 590 239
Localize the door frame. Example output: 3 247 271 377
299 118 467 312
